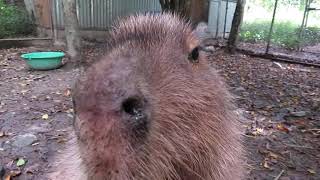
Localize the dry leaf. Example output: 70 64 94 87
4 170 21 180
263 161 271 169
0 131 5 137
10 170 21 177
32 142 40 146
64 89 71 97
66 108 74 113
42 114 49 120
21 90 28 94
19 83 27 87
252 128 264 136
4 175 11 180
276 124 290 133
307 169 316 174
268 152 279 159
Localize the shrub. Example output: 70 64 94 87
0 0 35 39
240 20 320 49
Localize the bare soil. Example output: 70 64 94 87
0 45 319 180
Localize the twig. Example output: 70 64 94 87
274 170 285 180
284 143 314 149
236 48 320 68
243 134 256 138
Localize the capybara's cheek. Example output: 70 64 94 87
74 112 131 174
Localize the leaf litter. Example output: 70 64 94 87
0 45 319 179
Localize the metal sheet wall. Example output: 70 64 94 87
52 0 161 30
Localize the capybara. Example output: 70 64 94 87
48 13 243 180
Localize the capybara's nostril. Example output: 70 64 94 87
121 96 149 138
122 96 144 116
122 96 149 139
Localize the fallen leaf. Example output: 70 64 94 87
19 83 27 87
6 170 21 179
42 114 49 120
64 89 71 97
4 175 10 180
276 124 290 133
307 169 316 174
0 131 5 137
263 161 271 169
66 108 74 113
16 158 26 167
67 114 74 118
268 152 279 159
252 128 264 136
293 120 306 126
57 138 67 143
45 96 51 100
55 91 62 95
21 90 28 94
32 142 40 146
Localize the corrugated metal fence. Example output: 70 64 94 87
52 0 161 30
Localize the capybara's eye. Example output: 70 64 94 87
188 46 200 63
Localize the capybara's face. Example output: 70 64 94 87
72 14 242 180
73 54 152 179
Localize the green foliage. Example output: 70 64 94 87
240 21 320 49
252 0 274 11
0 0 35 39
250 0 305 10
300 27 320 46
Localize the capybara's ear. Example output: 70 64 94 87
185 30 200 63
186 33 199 50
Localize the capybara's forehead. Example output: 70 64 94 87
108 13 199 54
74 13 203 105
79 14 199 80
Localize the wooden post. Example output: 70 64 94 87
227 0 245 53
266 0 279 54
63 0 81 62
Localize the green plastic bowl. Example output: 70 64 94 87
21 52 65 70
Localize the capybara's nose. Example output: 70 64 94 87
121 96 149 136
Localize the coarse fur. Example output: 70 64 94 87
48 13 243 180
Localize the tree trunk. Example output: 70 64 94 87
227 0 246 53
159 0 209 26
62 0 81 62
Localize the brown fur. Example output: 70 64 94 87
48 13 243 180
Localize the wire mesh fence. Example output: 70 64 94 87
236 0 320 65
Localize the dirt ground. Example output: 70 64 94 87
238 42 320 66
0 45 319 180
